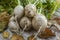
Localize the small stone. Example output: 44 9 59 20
2 31 10 38
28 35 37 40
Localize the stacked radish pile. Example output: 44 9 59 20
8 0 47 39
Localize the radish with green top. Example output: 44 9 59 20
14 0 24 31
14 0 24 20
24 0 39 18
25 4 36 17
31 0 47 39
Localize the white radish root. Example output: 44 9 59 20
21 25 27 34
32 14 47 30
20 17 31 31
14 5 24 19
8 16 20 34
25 4 36 17
32 13 47 40
32 13 47 31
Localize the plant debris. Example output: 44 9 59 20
2 31 10 38
0 0 60 40
38 28 55 39
0 12 10 32
10 34 24 40
53 18 60 25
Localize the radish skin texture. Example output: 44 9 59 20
32 13 47 31
25 4 36 17
14 5 24 19
9 16 15 21
8 21 19 33
8 16 20 33
20 17 31 30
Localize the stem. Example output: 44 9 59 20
32 26 42 40
51 4 58 15
40 0 43 13
17 0 20 5
21 25 27 35
15 16 20 34
36 1 40 6
38 6 42 14
28 0 31 4
34 0 39 5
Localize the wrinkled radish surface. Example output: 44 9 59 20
25 4 36 17
14 5 24 18
32 13 47 31
8 16 20 33
8 21 20 33
20 17 31 30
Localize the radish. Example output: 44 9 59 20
8 16 20 34
31 0 47 39
9 0 24 34
25 4 36 17
14 0 24 19
20 17 31 31
32 13 47 40
24 0 39 18
32 13 47 31
14 0 24 27
14 5 24 19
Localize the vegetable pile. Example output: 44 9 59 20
10 34 24 40
0 0 60 40
8 0 48 39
